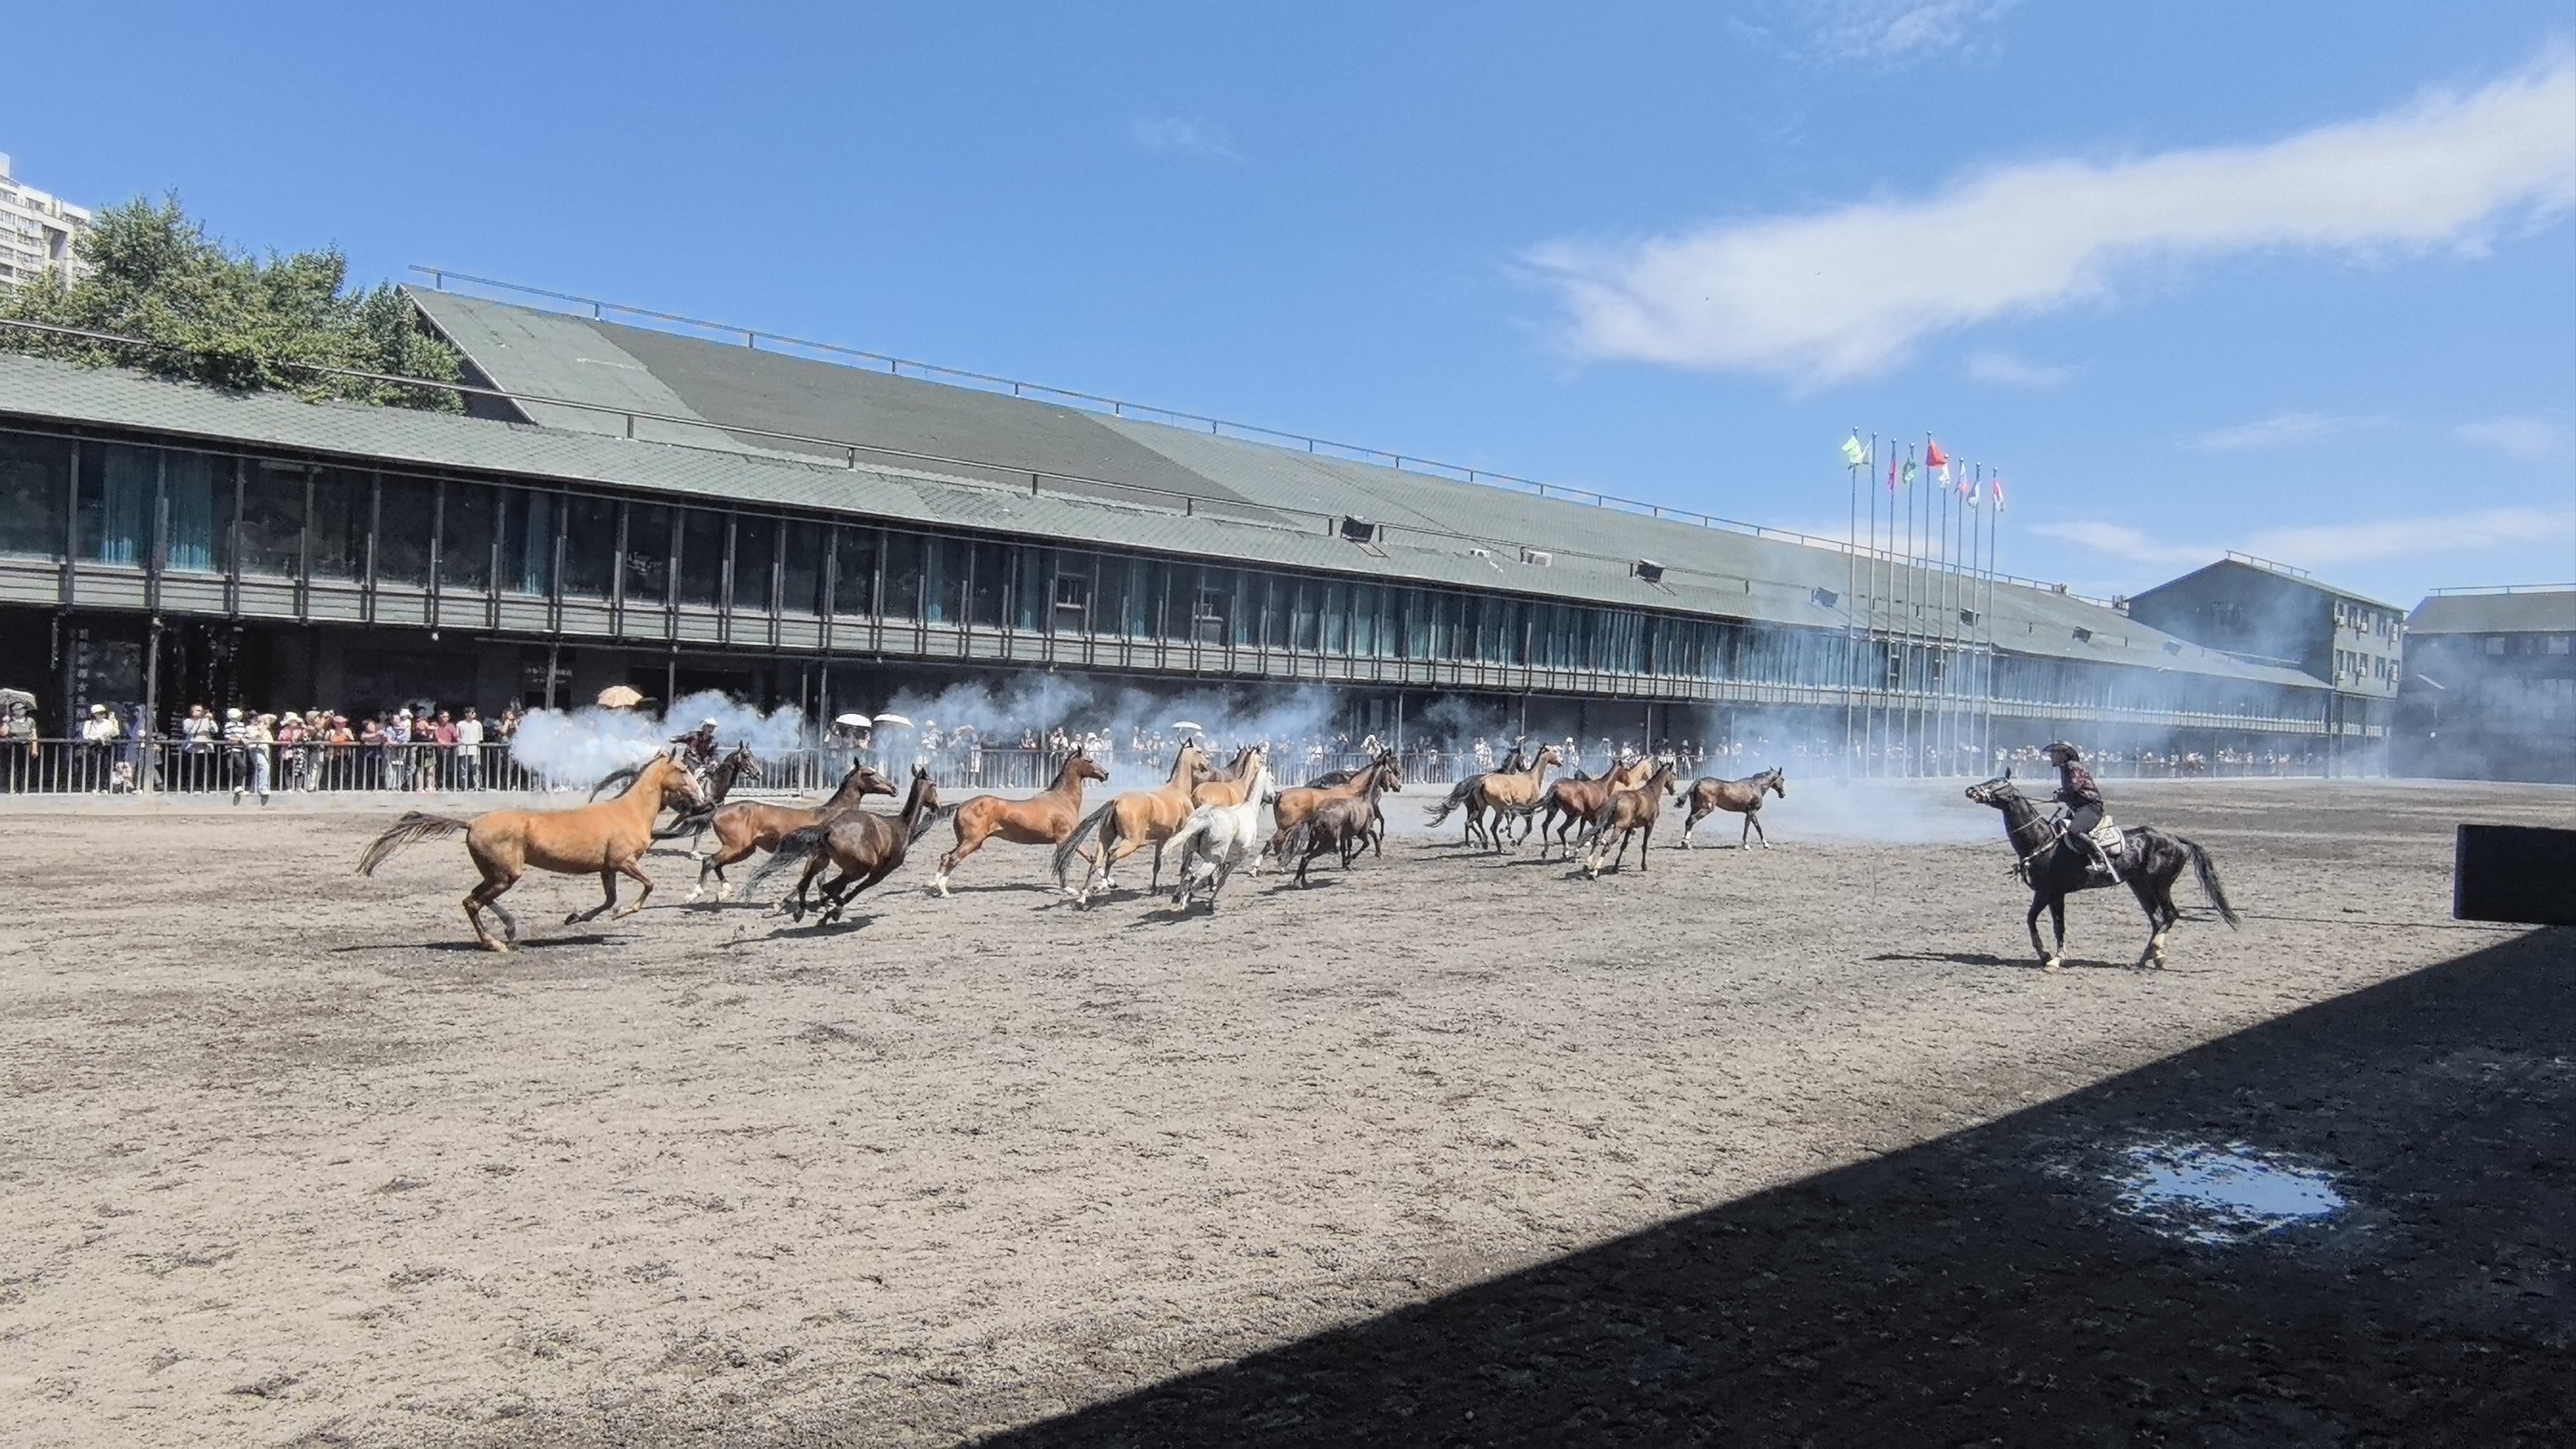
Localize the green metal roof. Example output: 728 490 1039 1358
2406 589 2576 635
0 321 2321 695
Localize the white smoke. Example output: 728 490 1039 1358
507 689 807 787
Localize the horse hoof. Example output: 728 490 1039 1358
2043 957 2063 972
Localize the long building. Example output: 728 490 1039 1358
0 284 2343 770
0 154 90 289
2393 586 2576 783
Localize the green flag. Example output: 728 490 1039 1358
1840 434 1869 468
1900 455 1918 486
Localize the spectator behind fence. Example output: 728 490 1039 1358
456 708 485 790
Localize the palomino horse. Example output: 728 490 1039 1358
686 761 897 902
1053 741 1210 903
1271 768 1397 886
760 766 945 924
1581 759 1680 877
1964 772 2239 971
1527 756 1656 859
1675 767 1786 849
357 753 707 952
1191 744 1267 808
1164 753 1274 911
1451 744 1564 851
928 749 1110 896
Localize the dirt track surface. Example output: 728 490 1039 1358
1 779 2569 1445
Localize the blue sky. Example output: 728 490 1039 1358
13 1 2573 608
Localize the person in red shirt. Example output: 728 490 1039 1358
2041 741 2119 883
431 710 463 790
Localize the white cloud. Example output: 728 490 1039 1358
1795 0 2016 64
2037 506 2573 569
2454 415 2562 458
1963 349 2075 389
1530 52 2576 386
1131 116 1242 163
2188 411 2376 451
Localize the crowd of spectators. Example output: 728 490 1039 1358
0 697 529 799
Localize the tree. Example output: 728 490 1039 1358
0 195 466 411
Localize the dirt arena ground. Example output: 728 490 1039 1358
1 777 2569 1446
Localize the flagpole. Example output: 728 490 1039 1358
1844 430 1859 783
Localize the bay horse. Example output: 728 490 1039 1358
1164 754 1274 911
1453 744 1564 851
1271 767 1397 886
1527 756 1656 859
1053 741 1211 903
760 766 945 924
1964 772 2240 971
356 754 707 952
1675 766 1786 849
1265 753 1401 870
686 761 897 903
1581 759 1680 877
928 749 1110 896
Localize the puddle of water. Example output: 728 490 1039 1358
2111 1140 2345 1245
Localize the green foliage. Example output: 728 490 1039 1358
0 195 466 411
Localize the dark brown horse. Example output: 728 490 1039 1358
1965 773 2239 970
1527 756 1656 859
686 761 896 903
1271 767 1397 886
1265 754 1401 869
760 766 945 924
930 750 1109 896
1675 766 1786 849
1581 759 1680 877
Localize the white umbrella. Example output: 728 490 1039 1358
872 712 915 728
833 713 870 728
1171 720 1204 732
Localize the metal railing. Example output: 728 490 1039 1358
2427 583 2576 596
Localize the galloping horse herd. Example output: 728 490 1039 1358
357 732 2236 971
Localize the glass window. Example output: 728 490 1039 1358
882 531 924 619
782 521 824 617
309 468 370 582
922 538 962 624
376 477 435 585
0 430 71 559
969 540 1009 628
1051 553 1092 634
1293 582 1321 652
560 493 618 599
678 509 725 606
1193 570 1231 646
1015 546 1046 633
163 451 229 574
76 443 155 565
1402 589 1433 659
625 503 672 604
732 516 776 612
832 527 879 617
1123 558 1160 639
1351 584 1377 657
239 461 306 579
1324 581 1349 654
439 482 494 591
499 488 557 596
1255 575 1285 650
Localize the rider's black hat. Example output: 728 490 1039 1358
2041 741 2083 761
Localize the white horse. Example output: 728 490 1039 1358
1164 758 1273 911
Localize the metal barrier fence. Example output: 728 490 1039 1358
0 741 2336 797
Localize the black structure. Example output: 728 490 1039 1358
2396 586 2576 783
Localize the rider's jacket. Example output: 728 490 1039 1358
2054 761 2103 812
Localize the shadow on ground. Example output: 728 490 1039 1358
986 928 2576 1445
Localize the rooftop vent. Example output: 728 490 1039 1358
1337 516 1382 545
1631 559 1666 584
2072 626 2095 643
2163 640 2183 656
1520 547 1553 567
1812 587 1840 609
1959 608 1980 626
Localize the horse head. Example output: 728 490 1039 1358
855 765 900 799
1767 768 1788 799
1375 751 1404 793
1071 751 1110 785
1535 744 1564 770
1963 773 2021 809
647 754 710 810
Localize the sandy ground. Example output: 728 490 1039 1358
0 778 2569 1445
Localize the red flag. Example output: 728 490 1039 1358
1992 473 2008 512
1885 451 1898 493
1924 439 1948 468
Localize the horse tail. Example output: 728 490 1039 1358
652 807 716 841
750 824 831 889
2183 836 2241 927
911 802 959 845
1423 776 1477 826
1051 802 1114 887
588 766 642 801
355 812 471 875
1166 812 1210 870
1276 818 1317 862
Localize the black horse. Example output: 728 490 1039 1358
1963 773 2240 971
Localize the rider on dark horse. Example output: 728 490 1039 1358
672 717 721 771
2043 741 2120 884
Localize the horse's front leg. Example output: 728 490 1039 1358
2026 894 2056 969
570 869 619 924
1749 811 1769 849
2047 898 2068 969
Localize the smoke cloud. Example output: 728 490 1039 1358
507 690 807 787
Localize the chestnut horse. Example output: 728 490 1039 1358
357 753 707 952
1527 756 1656 859
761 766 946 925
1581 759 1680 877
929 749 1110 896
686 761 898 903
1675 767 1786 849
1053 741 1210 903
1455 744 1564 851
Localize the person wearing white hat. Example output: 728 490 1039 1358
670 717 720 770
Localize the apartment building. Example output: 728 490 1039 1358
0 153 91 288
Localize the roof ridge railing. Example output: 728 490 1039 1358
2 312 2069 601
405 265 1914 562
2427 582 2576 596
2224 549 2312 579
